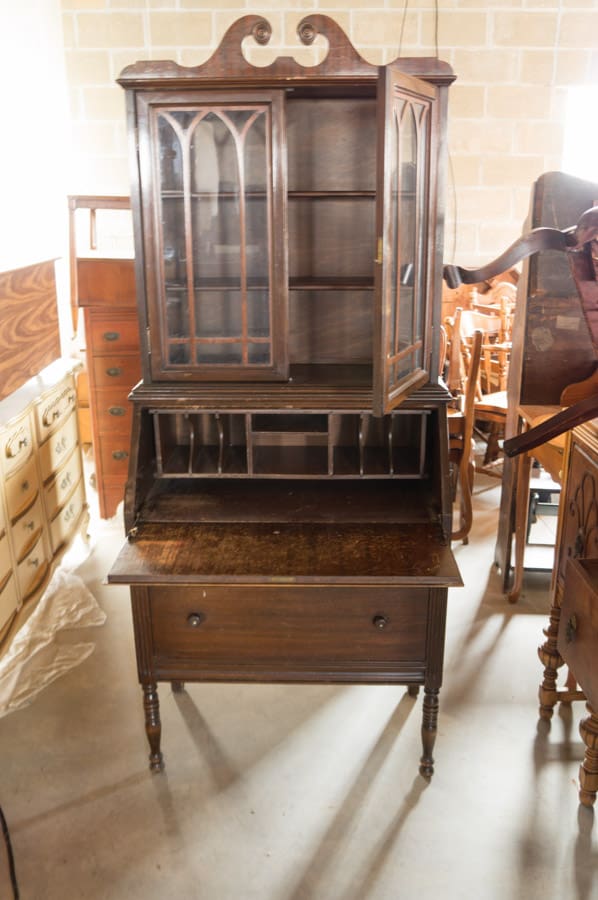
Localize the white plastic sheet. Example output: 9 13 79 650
0 538 106 718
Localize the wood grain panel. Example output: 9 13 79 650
0 260 60 400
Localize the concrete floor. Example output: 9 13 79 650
0 475 597 900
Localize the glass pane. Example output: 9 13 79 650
168 343 190 365
166 290 189 338
191 115 241 286
162 197 186 287
244 111 268 192
388 107 399 367
246 197 269 285
398 102 417 354
196 343 243 365
247 290 270 338
158 116 183 192
195 291 241 338
247 343 271 365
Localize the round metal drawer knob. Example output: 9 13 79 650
372 614 389 630
187 612 204 628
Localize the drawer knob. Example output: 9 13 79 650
187 612 204 628
112 450 129 461
565 614 577 644
372 614 389 630
106 367 123 377
109 406 126 417
103 331 120 342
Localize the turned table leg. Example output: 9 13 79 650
142 682 164 772
420 687 439 780
579 706 598 808
537 597 566 720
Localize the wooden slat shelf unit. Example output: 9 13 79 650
150 409 431 480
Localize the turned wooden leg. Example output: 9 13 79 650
579 706 598 808
171 681 185 693
537 598 565 720
142 682 164 772
407 684 420 698
419 688 439 780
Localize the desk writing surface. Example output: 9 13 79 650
108 522 462 586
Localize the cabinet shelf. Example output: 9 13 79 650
288 191 375 199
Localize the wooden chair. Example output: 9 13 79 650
445 307 510 474
445 327 483 543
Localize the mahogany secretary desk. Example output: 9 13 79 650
108 15 461 779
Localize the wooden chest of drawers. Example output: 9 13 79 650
0 360 88 643
76 257 141 518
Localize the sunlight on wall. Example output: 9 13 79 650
0 0 69 274
562 86 598 185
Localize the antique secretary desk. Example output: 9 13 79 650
108 15 461 778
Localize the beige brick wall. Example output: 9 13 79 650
61 1 597 267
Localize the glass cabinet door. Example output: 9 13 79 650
373 69 437 415
137 91 287 381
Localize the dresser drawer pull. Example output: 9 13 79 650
6 436 28 458
187 612 204 628
25 520 35 531
60 472 73 490
103 331 120 342
109 406 126 417
43 409 61 426
565 614 577 644
112 450 129 461
28 557 39 568
106 367 123 377
372 614 389 630
21 480 30 493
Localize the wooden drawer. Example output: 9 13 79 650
38 412 79 482
4 454 39 522
44 446 83 520
149 585 428 676
11 495 45 563
95 390 133 434
0 574 18 632
97 434 130 478
49 479 85 554
1 410 34 477
88 312 139 354
558 558 598 711
35 375 77 443
16 530 50 600
0 532 12 584
92 354 141 389
77 258 136 309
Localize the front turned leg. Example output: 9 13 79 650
537 599 565 720
420 687 439 780
142 682 164 772
579 706 598 808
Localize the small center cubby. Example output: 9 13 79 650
151 409 431 479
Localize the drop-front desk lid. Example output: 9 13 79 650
108 521 462 587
